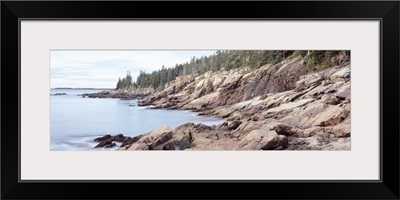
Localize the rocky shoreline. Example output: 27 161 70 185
81 88 153 100
87 54 351 150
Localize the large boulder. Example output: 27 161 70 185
127 125 174 150
173 123 196 150
312 106 350 126
172 123 217 150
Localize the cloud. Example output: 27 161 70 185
51 50 216 88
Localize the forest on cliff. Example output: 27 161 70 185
116 50 349 90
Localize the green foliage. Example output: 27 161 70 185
291 50 308 58
116 71 133 90
305 50 337 71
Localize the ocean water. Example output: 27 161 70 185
50 89 225 150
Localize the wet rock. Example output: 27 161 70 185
94 133 142 148
104 142 116 148
111 134 125 142
94 134 112 142
94 139 112 148
120 135 141 147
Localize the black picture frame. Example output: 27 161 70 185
1 1 399 199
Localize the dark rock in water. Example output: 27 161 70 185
94 139 112 148
131 135 142 142
104 142 116 148
112 134 125 142
120 142 128 148
129 104 135 107
94 133 143 149
94 134 112 142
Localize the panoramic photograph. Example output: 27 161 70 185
50 50 351 151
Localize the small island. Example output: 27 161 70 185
51 93 67 96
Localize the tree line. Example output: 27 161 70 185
116 71 135 90
116 50 348 90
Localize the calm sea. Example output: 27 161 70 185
50 89 225 150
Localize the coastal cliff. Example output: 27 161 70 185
92 53 351 150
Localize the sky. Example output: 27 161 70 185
50 50 216 88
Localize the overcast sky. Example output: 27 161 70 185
50 50 216 88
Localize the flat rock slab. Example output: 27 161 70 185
265 98 314 113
